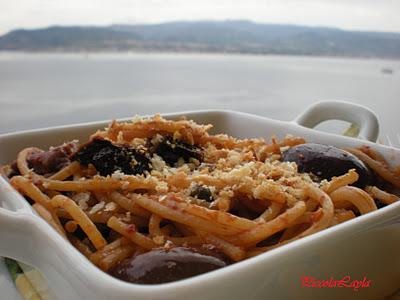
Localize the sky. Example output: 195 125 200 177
1 0 400 35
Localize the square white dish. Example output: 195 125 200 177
0 101 399 300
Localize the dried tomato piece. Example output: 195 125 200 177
72 138 151 176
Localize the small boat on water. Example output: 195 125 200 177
381 67 394 74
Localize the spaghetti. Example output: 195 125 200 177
1 114 399 284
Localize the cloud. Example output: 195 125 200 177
0 0 399 35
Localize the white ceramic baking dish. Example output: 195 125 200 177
0 101 399 300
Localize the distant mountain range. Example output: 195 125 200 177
1 20 400 58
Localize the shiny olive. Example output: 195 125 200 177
282 143 372 187
109 246 227 284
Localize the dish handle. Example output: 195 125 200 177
293 100 380 142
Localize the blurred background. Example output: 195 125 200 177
0 0 399 138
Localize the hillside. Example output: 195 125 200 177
1 20 399 58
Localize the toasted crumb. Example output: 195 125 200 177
105 201 117 212
153 235 165 245
73 192 91 210
151 154 166 172
111 170 125 180
89 201 105 214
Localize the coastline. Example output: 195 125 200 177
0 50 399 62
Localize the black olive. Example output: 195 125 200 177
155 137 203 165
72 138 151 176
190 185 214 202
282 143 372 188
109 246 228 284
